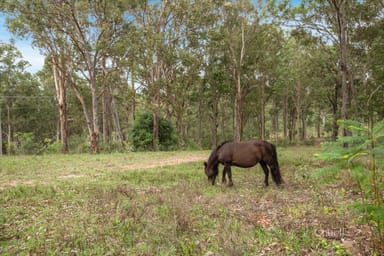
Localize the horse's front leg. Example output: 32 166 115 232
224 164 233 187
260 161 269 186
222 165 227 184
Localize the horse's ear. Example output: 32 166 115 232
204 162 207 168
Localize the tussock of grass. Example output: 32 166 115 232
0 147 379 255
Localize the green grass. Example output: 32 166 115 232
0 147 380 255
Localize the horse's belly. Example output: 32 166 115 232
232 161 257 168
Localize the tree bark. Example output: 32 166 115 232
234 71 242 142
152 112 159 151
295 80 302 142
283 95 288 139
210 96 219 147
329 0 351 141
6 104 11 155
152 92 160 151
52 62 68 153
232 19 245 142
101 56 116 146
68 4 100 153
110 93 124 148
327 80 340 141
260 80 265 140
69 79 94 151
198 92 203 150
316 108 321 138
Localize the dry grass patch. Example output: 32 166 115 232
0 147 381 255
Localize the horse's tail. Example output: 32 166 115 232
270 143 283 185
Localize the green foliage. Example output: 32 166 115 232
316 119 384 242
13 132 39 155
130 112 178 151
68 135 92 153
43 139 62 154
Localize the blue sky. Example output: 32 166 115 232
0 15 45 74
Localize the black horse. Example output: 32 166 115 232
204 140 283 187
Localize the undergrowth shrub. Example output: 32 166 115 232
130 112 178 151
315 119 384 249
13 132 39 154
43 139 61 154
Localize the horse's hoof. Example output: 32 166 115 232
227 182 234 187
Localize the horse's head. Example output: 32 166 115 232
204 161 218 185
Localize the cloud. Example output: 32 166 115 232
1 15 44 73
17 43 45 73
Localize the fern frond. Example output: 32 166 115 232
373 119 384 134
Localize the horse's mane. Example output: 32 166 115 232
207 140 233 166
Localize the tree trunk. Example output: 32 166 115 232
295 80 302 142
131 72 136 121
210 96 219 147
316 108 321 138
6 104 11 155
328 81 340 141
101 56 114 146
153 111 159 151
331 0 351 141
111 94 124 148
234 70 242 142
301 110 306 140
69 80 94 151
198 94 203 150
283 95 288 139
288 106 296 142
152 92 160 151
70 7 100 153
102 86 112 145
232 19 245 142
271 106 279 143
260 80 265 140
52 63 68 153
90 73 99 153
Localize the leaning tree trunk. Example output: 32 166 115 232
69 79 94 152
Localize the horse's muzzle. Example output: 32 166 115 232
208 175 216 185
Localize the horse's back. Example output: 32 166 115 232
218 140 265 167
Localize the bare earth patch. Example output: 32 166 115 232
119 154 206 170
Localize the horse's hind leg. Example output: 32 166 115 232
226 164 234 187
260 161 269 186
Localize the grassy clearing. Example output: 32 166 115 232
0 147 380 255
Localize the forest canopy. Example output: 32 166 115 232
0 0 383 154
